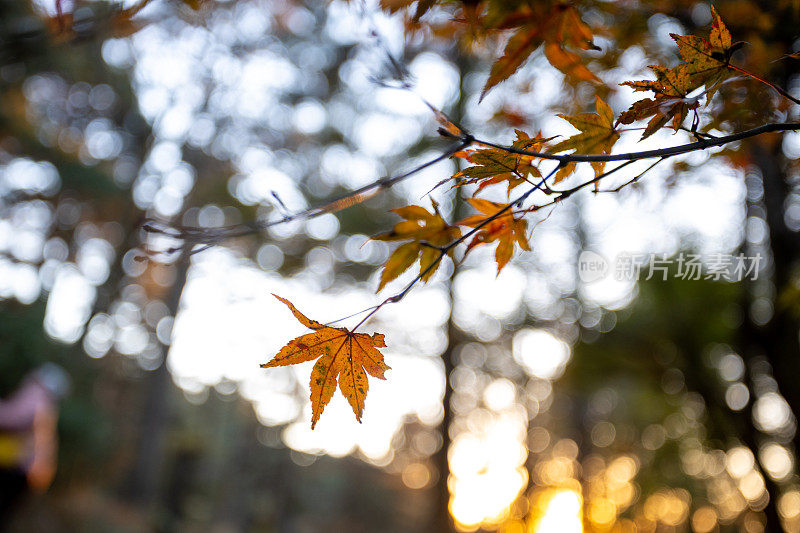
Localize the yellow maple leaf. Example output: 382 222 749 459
261 295 390 429
547 96 620 183
452 130 551 196
672 6 733 83
372 200 461 291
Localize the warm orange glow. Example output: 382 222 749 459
642 488 691 526
588 497 616 527
402 462 431 489
449 410 529 531
691 506 718 533
531 488 583 533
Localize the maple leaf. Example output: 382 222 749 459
618 64 700 139
458 198 530 274
379 0 414 13
379 0 434 22
672 6 734 88
547 96 620 183
261 295 390 429
618 7 736 139
482 4 599 99
453 130 551 195
372 200 461 291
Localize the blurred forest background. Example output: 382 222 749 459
0 0 799 531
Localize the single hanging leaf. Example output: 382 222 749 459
547 96 620 183
453 130 552 195
372 200 461 291
457 198 530 274
262 295 390 429
482 4 600 99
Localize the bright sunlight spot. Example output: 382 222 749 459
533 488 583 533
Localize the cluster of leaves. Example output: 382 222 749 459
618 6 739 139
452 130 549 194
261 6 799 429
371 201 461 291
479 2 600 97
381 0 601 98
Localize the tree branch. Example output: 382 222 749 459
144 121 799 253
142 119 800 327
142 138 471 250
474 121 800 163
728 64 800 106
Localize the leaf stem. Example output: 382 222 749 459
728 64 800 106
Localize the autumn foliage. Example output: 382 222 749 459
618 7 737 138
262 296 390 428
253 5 800 429
372 201 461 291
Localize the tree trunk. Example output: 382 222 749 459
120 253 190 514
432 316 457 533
431 45 472 533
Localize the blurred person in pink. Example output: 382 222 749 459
0 363 70 523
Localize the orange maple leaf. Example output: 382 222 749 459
618 64 700 139
372 200 461 291
261 295 390 429
482 4 599 99
453 130 552 195
458 198 530 274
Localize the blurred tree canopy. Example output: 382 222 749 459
1 0 799 532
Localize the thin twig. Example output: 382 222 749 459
515 159 650 215
677 126 717 140
728 64 800 106
549 159 637 195
602 157 667 193
323 304 382 326
143 138 472 247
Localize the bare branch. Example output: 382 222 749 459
143 138 472 248
602 157 668 193
518 158 662 215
